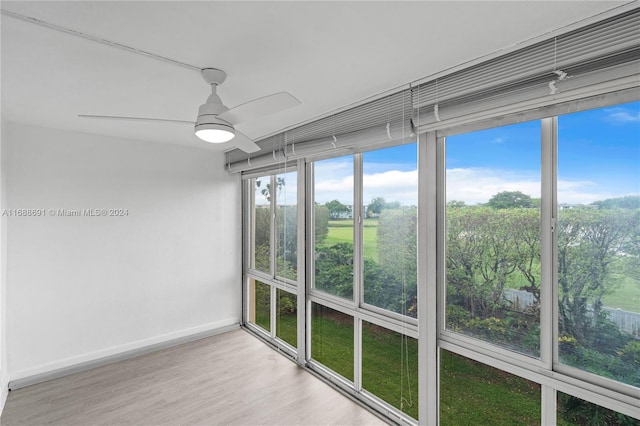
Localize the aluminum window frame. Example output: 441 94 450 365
436 109 640 423
242 95 639 425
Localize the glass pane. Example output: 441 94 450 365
557 101 640 388
252 176 271 273
276 288 297 348
363 144 418 317
276 171 297 281
362 321 418 420
557 392 639 426
445 121 542 357
440 350 541 425
313 156 354 300
249 279 270 332
311 303 354 381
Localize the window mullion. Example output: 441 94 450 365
541 116 558 425
353 153 364 392
243 179 251 326
270 174 277 339
540 117 555 369
418 131 439 426
296 159 306 364
269 175 277 278
542 386 557 426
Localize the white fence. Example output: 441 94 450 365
504 289 640 338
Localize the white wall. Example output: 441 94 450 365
1 120 9 409
3 122 241 381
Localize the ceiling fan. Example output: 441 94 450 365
79 68 300 153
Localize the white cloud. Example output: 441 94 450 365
446 168 540 205
313 160 353 203
604 107 640 124
314 164 419 205
557 179 624 205
260 163 636 208
315 175 354 204
363 170 418 206
446 168 635 205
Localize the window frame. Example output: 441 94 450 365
243 165 302 360
241 98 640 425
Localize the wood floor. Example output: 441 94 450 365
1 329 386 425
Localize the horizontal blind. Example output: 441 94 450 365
227 89 414 173
412 8 640 133
227 7 640 174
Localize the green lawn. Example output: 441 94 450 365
602 268 640 312
321 219 379 260
306 311 541 423
274 306 637 425
440 350 541 425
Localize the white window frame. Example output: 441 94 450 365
242 98 640 425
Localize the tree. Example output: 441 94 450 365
256 176 285 202
253 207 271 271
366 197 401 217
325 199 350 219
487 191 534 209
446 207 521 318
367 197 386 216
374 208 418 317
315 243 354 298
315 204 329 244
592 195 640 210
276 205 297 280
447 200 467 209
557 207 639 346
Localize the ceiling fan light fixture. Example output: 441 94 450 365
195 112 235 143
195 122 235 143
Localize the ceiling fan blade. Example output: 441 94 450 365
218 92 300 125
231 130 261 153
78 115 194 125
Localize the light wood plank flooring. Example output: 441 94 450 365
1 329 386 425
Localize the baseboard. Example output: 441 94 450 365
8 319 240 390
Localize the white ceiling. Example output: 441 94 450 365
1 1 632 152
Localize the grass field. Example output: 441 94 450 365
602 261 640 312
253 214 638 424
321 219 379 261
261 298 633 424
304 310 542 423
323 220 639 313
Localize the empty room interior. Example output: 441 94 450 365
1 1 639 425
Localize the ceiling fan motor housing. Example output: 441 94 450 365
196 101 233 126
195 102 235 143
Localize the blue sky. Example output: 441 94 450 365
448 100 639 204
257 102 640 207
314 101 639 206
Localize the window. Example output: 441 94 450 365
557 102 640 388
363 144 418 317
308 145 420 422
445 121 542 357
440 350 541 425
557 392 638 425
246 169 299 352
249 279 270 333
251 176 271 274
312 156 354 300
276 171 298 281
311 303 354 381
243 101 639 425
362 321 418 419
276 288 297 347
